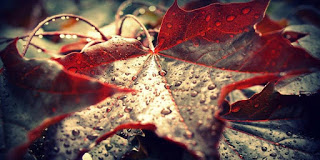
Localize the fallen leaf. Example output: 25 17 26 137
1 0 320 159
0 39 133 159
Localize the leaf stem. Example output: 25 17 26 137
21 14 108 57
0 31 98 45
119 14 155 52
115 0 166 35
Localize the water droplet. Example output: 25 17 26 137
175 81 182 86
208 84 216 90
166 23 173 28
38 35 43 38
60 34 65 38
191 91 198 97
226 15 235 22
82 153 93 160
149 6 156 12
210 94 217 100
146 99 150 105
106 107 112 113
193 40 200 47
105 144 113 150
241 7 251 14
61 16 66 20
124 106 133 113
184 131 194 139
159 70 167 76
261 146 267 151
66 149 72 154
44 22 49 25
63 141 70 147
87 134 98 140
132 75 137 81
270 153 277 157
164 84 171 89
72 129 80 136
286 131 292 136
254 104 259 108
215 21 221 26
231 106 240 112
53 147 59 152
67 67 78 73
254 14 260 19
205 15 211 22
139 8 146 14
161 108 172 115
76 18 79 21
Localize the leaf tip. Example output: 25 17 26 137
115 87 137 93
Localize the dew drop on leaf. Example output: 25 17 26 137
184 130 194 139
166 23 173 28
106 107 112 113
241 7 251 14
90 70 95 75
82 153 93 160
254 14 260 18
164 84 171 89
161 108 172 115
215 21 221 26
175 81 182 86
226 15 235 21
231 106 240 112
131 75 137 81
270 153 277 157
67 67 78 73
66 149 72 154
63 141 70 148
105 144 113 151
191 91 198 97
124 106 133 113
159 70 167 76
210 94 217 100
208 84 216 90
205 15 211 22
87 134 98 140
261 146 268 152
53 147 59 152
72 129 80 136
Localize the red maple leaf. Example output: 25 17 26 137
0 0 319 160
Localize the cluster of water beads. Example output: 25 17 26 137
21 13 109 57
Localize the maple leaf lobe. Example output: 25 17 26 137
156 0 270 51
